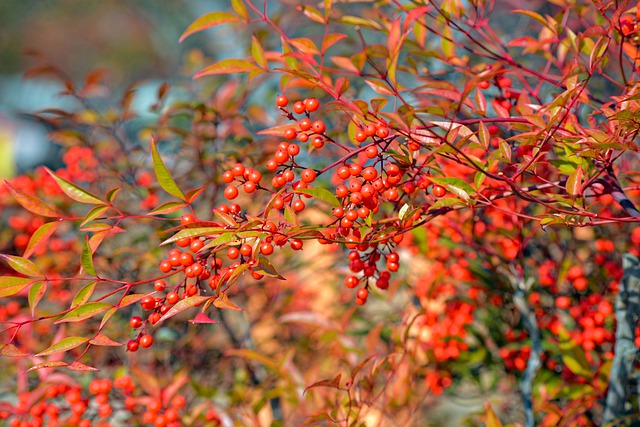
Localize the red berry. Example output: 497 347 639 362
301 168 316 183
129 316 143 328
293 101 306 114
224 186 239 200
432 185 446 198
154 280 167 292
166 292 179 305
139 334 154 348
479 80 490 89
276 95 289 107
181 214 196 225
312 120 326 134
304 98 319 112
127 340 139 352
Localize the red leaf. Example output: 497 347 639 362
24 221 59 259
90 333 123 347
304 373 342 394
189 312 219 324
194 59 262 79
67 361 99 372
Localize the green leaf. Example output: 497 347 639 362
399 203 411 221
214 292 243 311
179 11 242 42
44 167 105 204
429 177 475 202
70 281 97 309
0 276 33 297
36 336 90 357
194 59 262 79
294 188 340 207
28 280 47 316
4 181 60 218
557 325 592 378
1 255 43 277
81 205 109 226
251 35 267 69
213 209 236 226
254 256 285 279
150 137 186 201
231 0 248 20
55 302 112 323
81 237 97 276
148 201 187 216
161 227 225 246
106 187 121 203
24 221 59 259
428 197 466 211
157 295 210 324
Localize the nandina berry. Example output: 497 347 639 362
290 239 303 250
293 101 306 114
190 238 204 253
357 288 369 300
497 77 511 88
176 237 191 248
365 145 378 158
224 186 239 200
166 291 180 305
141 296 156 310
293 199 306 212
362 167 377 181
304 97 319 112
287 144 300 156
159 260 172 273
301 168 316 183
127 340 139 352
276 95 289 107
154 280 167 292
179 252 194 266
432 185 446 198
376 126 389 138
129 316 143 328
312 120 326 134
299 117 312 131
312 136 324 148
355 130 367 143
227 247 240 260
283 128 297 140
243 181 256 193
260 242 274 255
181 214 196 225
139 334 154 348
345 275 359 288
479 80 490 89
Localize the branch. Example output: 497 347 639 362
511 274 543 427
602 253 640 425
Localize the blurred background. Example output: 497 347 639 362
0 0 226 178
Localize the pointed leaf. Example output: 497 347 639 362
189 312 219 324
24 221 59 259
55 302 112 324
27 361 69 372
99 307 118 329
161 227 225 246
194 59 262 79
485 403 504 427
28 280 47 316
213 292 243 311
67 361 99 371
119 293 147 308
36 336 90 357
1 255 43 277
5 181 60 217
90 333 123 347
157 295 210 324
305 373 342 393
70 281 97 309
251 35 267 69
81 205 109 226
566 165 583 198
231 0 248 20
428 177 475 202
0 276 33 297
106 187 121 203
254 256 285 279
179 11 241 42
148 201 187 216
294 188 340 207
151 137 186 201
44 167 104 204
81 237 97 276
1 343 29 358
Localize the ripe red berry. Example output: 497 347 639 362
181 214 196 225
224 186 239 200
154 280 167 292
141 296 156 310
432 185 446 198
159 260 172 273
283 128 297 140
345 275 359 288
301 168 317 183
276 95 289 107
478 80 490 89
139 334 154 348
127 340 139 352
293 101 306 114
260 242 274 255
355 130 367 143
166 291 180 305
129 316 143 328
304 97 320 112
312 120 326 134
